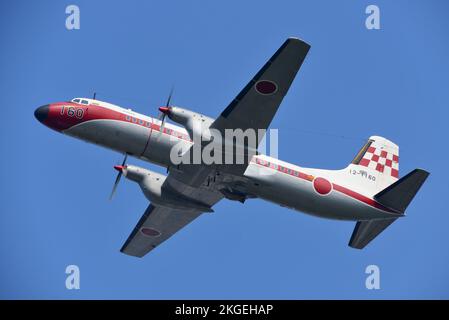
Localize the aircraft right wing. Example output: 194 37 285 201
209 37 310 175
210 37 310 147
120 38 311 257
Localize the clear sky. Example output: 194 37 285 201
1 0 448 299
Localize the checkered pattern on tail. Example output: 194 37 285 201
351 135 400 189
359 145 399 178
343 136 400 195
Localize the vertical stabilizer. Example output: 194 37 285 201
349 136 399 193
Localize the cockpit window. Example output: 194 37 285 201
72 98 81 103
81 99 89 105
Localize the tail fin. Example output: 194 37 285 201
349 168 429 249
349 136 399 193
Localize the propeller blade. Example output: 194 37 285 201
156 87 174 136
165 86 174 107
109 171 122 200
109 154 128 200
121 153 128 166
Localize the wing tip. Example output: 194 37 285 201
286 36 311 49
120 248 145 258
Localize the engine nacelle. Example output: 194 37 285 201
162 106 215 140
119 164 165 200
121 165 213 212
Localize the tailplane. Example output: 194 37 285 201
349 218 397 249
348 168 429 249
374 169 430 213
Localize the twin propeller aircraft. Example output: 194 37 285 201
35 38 429 257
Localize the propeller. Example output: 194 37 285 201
109 153 128 200
158 87 174 133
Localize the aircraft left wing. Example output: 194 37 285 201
120 204 203 257
121 166 223 257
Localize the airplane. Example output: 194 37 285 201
34 37 429 257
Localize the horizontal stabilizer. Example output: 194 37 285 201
350 168 429 249
349 218 397 249
374 169 429 213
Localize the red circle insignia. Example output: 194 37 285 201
140 227 161 237
313 177 332 195
255 80 278 95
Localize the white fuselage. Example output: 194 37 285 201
41 98 400 221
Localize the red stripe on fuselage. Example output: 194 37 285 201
331 183 398 213
46 102 192 142
251 158 399 214
44 102 125 131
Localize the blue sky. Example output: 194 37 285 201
1 0 448 299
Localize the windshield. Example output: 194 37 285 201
71 98 89 105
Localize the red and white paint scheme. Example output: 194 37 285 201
35 38 429 257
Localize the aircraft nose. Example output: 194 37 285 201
34 104 49 123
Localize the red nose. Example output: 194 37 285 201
34 104 49 123
114 165 125 172
159 106 170 115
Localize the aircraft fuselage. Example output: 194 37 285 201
34 98 401 221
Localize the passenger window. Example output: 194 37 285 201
81 100 89 105
73 99 80 103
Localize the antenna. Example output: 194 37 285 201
93 92 97 100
